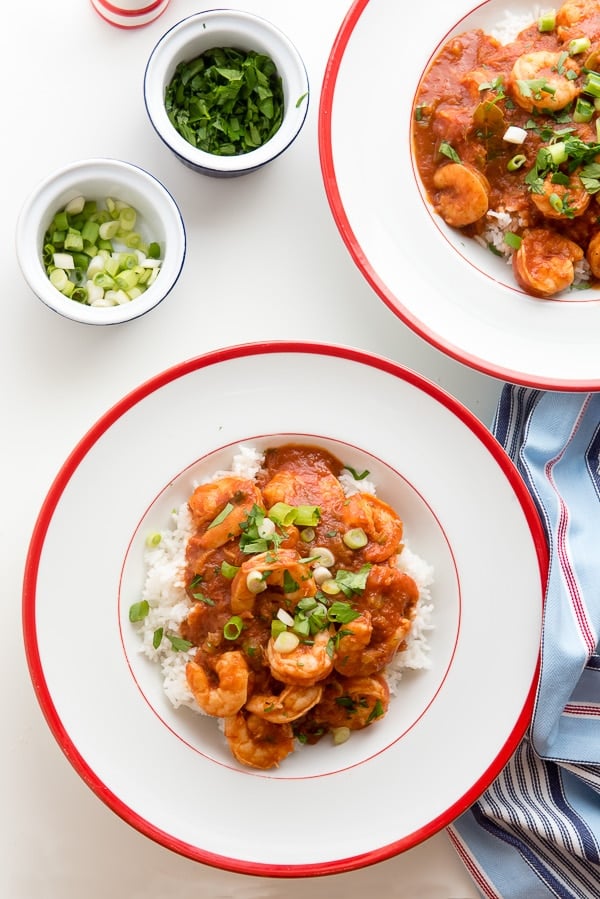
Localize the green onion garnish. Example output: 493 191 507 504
223 616 244 640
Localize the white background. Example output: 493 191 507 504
3 0 504 895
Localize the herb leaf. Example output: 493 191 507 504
129 600 149 622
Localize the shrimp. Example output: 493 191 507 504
513 228 584 297
186 650 249 717
341 492 403 563
556 0 597 28
245 684 323 723
188 477 264 550
262 468 346 513
311 674 390 731
586 231 600 277
335 566 419 676
508 51 580 112
230 548 317 614
224 711 295 769
266 627 335 686
432 163 490 228
531 171 591 219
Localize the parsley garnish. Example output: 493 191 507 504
335 564 372 597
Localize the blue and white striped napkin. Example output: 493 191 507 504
448 386 600 899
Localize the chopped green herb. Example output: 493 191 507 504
367 699 385 723
343 465 370 480
129 600 149 622
166 633 193 652
153 627 163 649
439 141 461 163
327 601 360 624
335 564 372 597
164 47 285 156
207 502 234 529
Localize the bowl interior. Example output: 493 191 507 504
144 11 309 172
17 159 186 324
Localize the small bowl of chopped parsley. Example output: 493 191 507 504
143 9 309 176
16 158 186 324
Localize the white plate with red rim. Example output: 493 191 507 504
23 341 546 875
319 0 600 389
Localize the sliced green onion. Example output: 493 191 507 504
277 607 295 627
504 231 522 250
574 97 595 123
549 192 564 213
294 505 321 527
246 569 268 594
311 546 335 568
300 527 316 543
507 154 527 171
268 502 297 526
271 619 287 639
583 70 600 98
49 268 70 291
537 8 556 31
223 616 244 640
332 726 351 745
220 560 239 579
42 195 163 307
342 528 368 549
273 631 300 653
569 35 591 55
321 577 341 596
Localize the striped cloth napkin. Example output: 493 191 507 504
448 386 600 899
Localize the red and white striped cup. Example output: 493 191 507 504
90 0 170 28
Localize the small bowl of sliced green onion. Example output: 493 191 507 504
143 9 309 176
16 157 186 324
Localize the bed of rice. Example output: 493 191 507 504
133 445 435 719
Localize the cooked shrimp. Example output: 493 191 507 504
531 171 591 219
188 477 264 550
262 468 346 512
230 548 317 614
508 51 580 112
312 674 390 731
335 566 419 676
186 651 249 717
267 628 335 686
586 231 600 277
513 228 584 297
556 0 597 27
341 492 403 563
224 711 295 769
333 612 371 675
432 163 490 228
245 684 323 723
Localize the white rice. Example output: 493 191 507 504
489 7 540 44
133 446 435 712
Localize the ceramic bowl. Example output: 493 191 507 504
16 157 186 325
143 9 310 176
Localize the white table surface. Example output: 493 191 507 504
3 1 506 896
